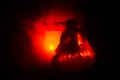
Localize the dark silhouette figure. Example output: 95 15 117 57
51 19 85 71
56 19 80 54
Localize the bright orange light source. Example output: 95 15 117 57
44 31 62 53
49 44 54 50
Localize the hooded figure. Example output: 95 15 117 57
55 19 80 54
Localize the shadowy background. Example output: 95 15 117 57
2 0 112 79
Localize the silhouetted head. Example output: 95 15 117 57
66 19 78 29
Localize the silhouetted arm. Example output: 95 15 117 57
60 31 66 46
